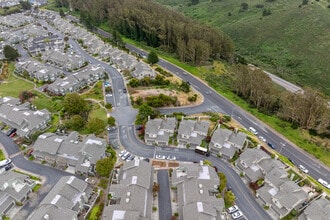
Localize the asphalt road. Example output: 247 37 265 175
157 170 172 220
124 44 330 185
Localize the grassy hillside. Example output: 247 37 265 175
155 0 330 96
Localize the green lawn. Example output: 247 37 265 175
89 104 107 122
88 205 103 220
0 63 34 97
0 149 5 160
155 0 330 96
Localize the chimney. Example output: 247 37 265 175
182 115 184 120
164 115 167 121
148 115 150 121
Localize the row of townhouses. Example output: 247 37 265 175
0 170 36 218
144 116 248 159
28 176 93 220
0 96 51 138
32 131 107 175
103 160 225 220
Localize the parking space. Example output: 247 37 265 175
108 127 119 149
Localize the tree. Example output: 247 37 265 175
107 116 116 126
224 190 236 206
59 9 66 18
19 91 34 102
62 93 89 118
86 118 106 134
3 45 19 61
136 103 157 124
241 3 248 11
64 115 85 130
95 156 115 177
129 78 140 87
179 81 191 93
218 172 227 194
147 51 159 65
20 1 31 10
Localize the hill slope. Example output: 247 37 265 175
155 0 330 95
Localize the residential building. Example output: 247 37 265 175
102 160 154 220
171 162 225 220
28 176 92 220
0 170 35 218
298 197 330 220
32 132 107 175
144 116 177 146
0 96 51 138
256 168 308 219
177 119 210 147
209 127 247 159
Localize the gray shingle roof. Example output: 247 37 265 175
27 204 78 220
299 198 330 220
239 148 270 167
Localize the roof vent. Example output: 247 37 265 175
127 192 131 197
199 184 203 189
126 198 130 203
43 214 49 220
199 189 203 194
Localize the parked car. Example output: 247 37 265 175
121 152 131 160
288 158 295 165
126 154 135 161
232 211 243 219
167 155 176 161
248 127 258 135
27 148 34 156
119 150 126 157
5 164 12 171
155 154 166 160
9 132 16 138
318 178 330 189
258 136 266 142
123 88 127 93
299 165 308 173
6 128 17 136
267 142 276 149
227 205 239 214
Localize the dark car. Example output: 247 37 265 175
267 142 276 149
288 158 295 164
5 164 12 171
6 128 17 136
123 88 127 93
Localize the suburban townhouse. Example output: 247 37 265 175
0 170 36 218
42 50 86 71
25 34 64 55
28 176 93 220
46 64 106 95
237 148 285 183
46 74 81 95
209 127 247 159
0 13 34 28
0 96 51 138
177 118 210 147
15 59 63 82
144 116 177 146
32 132 107 175
131 61 156 80
298 197 330 220
256 168 308 219
102 160 154 220
171 162 225 220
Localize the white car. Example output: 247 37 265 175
258 136 266 142
231 211 243 219
118 150 126 157
167 155 176 161
226 205 238 214
299 165 309 174
155 154 166 160
318 178 330 189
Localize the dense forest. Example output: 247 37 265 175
56 0 234 65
